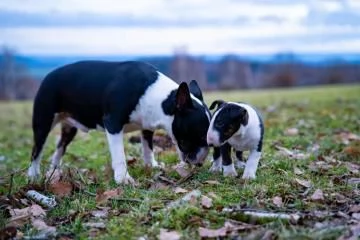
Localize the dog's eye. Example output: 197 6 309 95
216 121 224 128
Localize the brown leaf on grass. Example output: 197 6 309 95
204 180 221 185
199 220 256 238
150 182 169 190
173 187 188 194
345 162 360 174
95 188 123 205
199 226 227 238
174 165 190 177
158 228 181 240
310 189 325 202
348 178 360 185
284 128 299 136
272 196 283 207
343 145 360 158
335 132 360 145
9 204 46 218
83 222 106 229
275 145 309 160
201 195 213 209
126 157 137 166
0 226 17 240
91 208 109 219
295 178 312 188
294 167 304 175
45 169 62 184
349 205 360 213
352 213 360 220
31 218 56 236
48 181 73 198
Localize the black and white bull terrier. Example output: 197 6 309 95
206 100 264 179
28 60 211 185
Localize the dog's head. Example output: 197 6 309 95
207 100 248 146
162 80 210 166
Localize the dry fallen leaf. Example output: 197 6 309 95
310 189 325 202
127 157 137 166
335 132 360 145
295 178 312 188
272 196 283 207
284 128 299 136
83 222 106 229
158 228 181 240
48 181 73 198
96 188 123 205
294 167 304 175
201 195 213 209
173 187 188 194
199 227 227 238
198 221 255 238
31 218 56 236
91 208 109 218
150 182 169 190
275 146 309 160
10 204 46 218
204 180 221 185
174 165 190 177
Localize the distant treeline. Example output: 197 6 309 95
138 53 360 91
1 47 360 100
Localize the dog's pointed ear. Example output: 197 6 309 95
209 100 225 111
176 82 193 111
189 80 203 101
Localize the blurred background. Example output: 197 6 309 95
0 0 359 100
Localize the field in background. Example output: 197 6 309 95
0 84 359 239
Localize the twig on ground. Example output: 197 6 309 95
8 173 14 196
175 169 196 186
112 198 143 203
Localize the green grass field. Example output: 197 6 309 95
0 84 359 240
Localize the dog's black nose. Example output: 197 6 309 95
196 163 203 167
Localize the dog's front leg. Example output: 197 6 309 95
242 150 261 179
105 129 135 185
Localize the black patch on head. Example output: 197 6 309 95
213 104 249 143
209 99 226 111
189 80 203 101
162 82 209 162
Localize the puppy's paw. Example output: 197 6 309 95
223 164 238 177
235 161 246 169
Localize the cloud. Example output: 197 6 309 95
0 0 360 55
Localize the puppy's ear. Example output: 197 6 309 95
230 107 248 126
209 100 225 111
240 108 249 126
189 80 203 101
176 82 193 111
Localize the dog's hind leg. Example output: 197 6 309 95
141 130 159 167
28 104 57 181
49 123 77 171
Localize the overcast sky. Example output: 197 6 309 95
1 0 360 56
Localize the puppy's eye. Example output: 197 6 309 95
216 121 224 128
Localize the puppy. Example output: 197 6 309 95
206 100 264 179
28 60 211 185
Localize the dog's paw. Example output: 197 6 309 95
27 163 40 181
223 164 238 177
114 171 136 185
209 162 222 172
241 171 256 179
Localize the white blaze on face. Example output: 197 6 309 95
206 109 222 146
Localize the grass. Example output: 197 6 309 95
0 83 359 240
